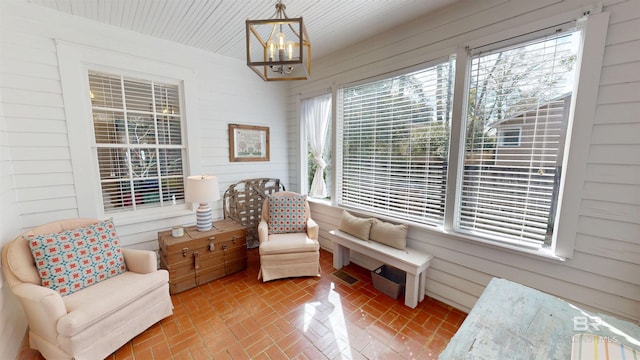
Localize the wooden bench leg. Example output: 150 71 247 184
332 242 350 269
419 270 426 303
405 273 420 308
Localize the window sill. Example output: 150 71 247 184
307 197 332 206
107 206 194 226
439 228 566 262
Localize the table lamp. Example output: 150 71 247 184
185 175 220 231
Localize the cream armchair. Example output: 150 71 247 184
1 218 173 360
257 191 320 281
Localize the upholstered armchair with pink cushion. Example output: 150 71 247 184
257 191 320 281
1 218 173 360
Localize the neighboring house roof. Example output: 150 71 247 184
489 92 572 128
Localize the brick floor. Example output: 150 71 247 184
20 248 466 359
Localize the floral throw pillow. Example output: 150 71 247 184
27 219 127 296
267 194 308 235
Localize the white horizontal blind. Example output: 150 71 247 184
89 71 185 213
458 29 581 247
339 58 455 226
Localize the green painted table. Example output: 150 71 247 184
439 278 640 359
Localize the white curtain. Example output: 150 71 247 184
302 93 332 198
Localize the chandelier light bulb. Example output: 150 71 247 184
277 32 286 49
267 40 275 61
287 41 294 60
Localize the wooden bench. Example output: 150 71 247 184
329 229 433 308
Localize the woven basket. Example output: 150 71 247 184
223 178 285 248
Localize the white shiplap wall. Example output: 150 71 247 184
0 78 27 360
290 0 640 324
0 2 290 357
0 2 290 240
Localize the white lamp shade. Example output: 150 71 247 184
185 175 220 203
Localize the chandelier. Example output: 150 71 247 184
246 0 310 81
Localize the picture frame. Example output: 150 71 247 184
228 124 270 162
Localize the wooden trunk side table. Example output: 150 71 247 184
158 219 247 294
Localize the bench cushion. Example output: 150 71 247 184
339 211 373 240
370 218 407 250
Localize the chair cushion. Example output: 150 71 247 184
267 194 308 235
58 269 169 337
339 210 373 240
369 218 408 250
27 219 127 296
260 233 319 255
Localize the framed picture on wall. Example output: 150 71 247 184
228 124 270 162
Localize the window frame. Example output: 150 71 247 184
449 11 610 259
336 56 456 227
56 40 201 224
456 27 581 249
89 70 187 214
329 9 609 259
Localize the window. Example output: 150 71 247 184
324 10 609 256
457 29 581 247
338 57 455 226
497 127 522 147
56 41 199 221
88 71 186 213
332 16 598 255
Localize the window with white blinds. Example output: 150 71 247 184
458 29 581 247
89 71 185 213
338 57 455 226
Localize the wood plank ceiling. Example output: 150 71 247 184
24 0 460 61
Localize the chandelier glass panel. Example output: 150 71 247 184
246 1 310 81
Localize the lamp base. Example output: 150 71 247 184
195 203 213 231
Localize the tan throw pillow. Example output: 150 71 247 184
338 211 373 240
369 219 407 250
